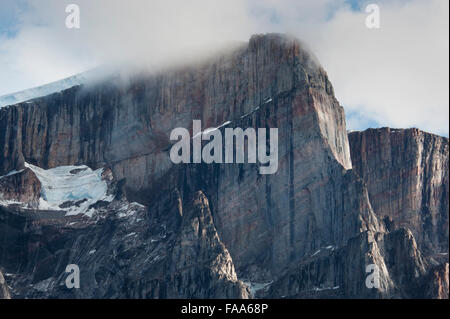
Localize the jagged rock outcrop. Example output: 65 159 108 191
166 191 249 298
0 34 447 299
0 168 41 207
422 262 449 299
267 227 432 298
348 128 449 255
0 180 248 298
0 270 11 299
267 230 393 299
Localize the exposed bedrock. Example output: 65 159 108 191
0 189 248 298
0 34 447 298
0 168 41 207
349 128 449 255
0 270 11 299
0 34 362 278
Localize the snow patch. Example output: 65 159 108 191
125 232 137 238
0 169 25 180
192 121 232 139
0 67 111 109
311 249 321 257
313 286 340 292
24 162 113 216
243 280 273 296
311 245 335 257
33 278 55 292
116 202 144 218
0 199 25 207
0 74 87 108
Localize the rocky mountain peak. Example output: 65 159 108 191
0 34 447 299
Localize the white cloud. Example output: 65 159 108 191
312 0 449 136
0 0 448 135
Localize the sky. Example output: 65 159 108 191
0 0 448 136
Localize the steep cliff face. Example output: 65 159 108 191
0 168 41 207
348 128 449 255
0 34 350 177
267 227 432 298
167 191 250 298
0 34 363 277
0 184 248 298
422 262 449 299
0 34 447 299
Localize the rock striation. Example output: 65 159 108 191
0 183 248 298
348 128 449 256
0 168 41 207
0 34 447 298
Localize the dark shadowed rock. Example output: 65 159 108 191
0 183 248 298
167 191 249 298
0 168 41 208
421 262 449 299
0 270 11 299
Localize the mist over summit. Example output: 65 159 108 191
0 34 447 299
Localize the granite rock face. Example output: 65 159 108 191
0 34 448 298
0 168 41 207
0 187 248 298
422 262 449 299
166 191 250 298
348 128 449 255
267 227 432 298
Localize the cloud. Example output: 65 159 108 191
0 0 448 136
312 0 449 136
0 0 258 95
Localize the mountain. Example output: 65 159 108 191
0 67 117 109
0 73 88 109
0 34 448 299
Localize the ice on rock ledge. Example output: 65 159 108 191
0 169 25 180
24 162 113 216
0 67 112 108
242 280 273 297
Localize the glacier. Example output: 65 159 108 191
0 73 90 109
0 66 115 109
24 162 113 216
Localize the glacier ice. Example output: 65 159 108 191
24 162 113 216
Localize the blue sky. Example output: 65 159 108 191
0 0 29 38
0 0 372 37
0 0 448 136
0 1 19 37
